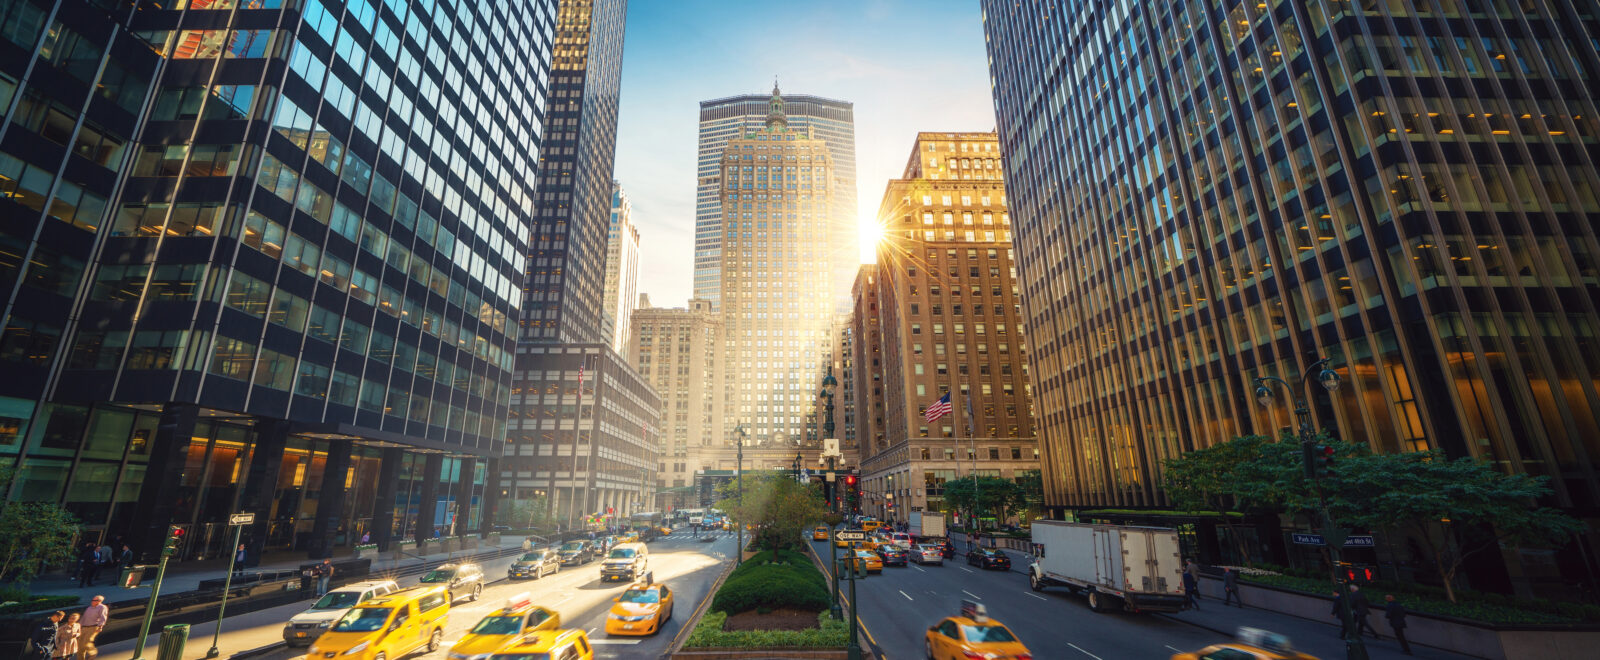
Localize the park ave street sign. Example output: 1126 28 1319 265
1291 532 1373 547
835 530 865 542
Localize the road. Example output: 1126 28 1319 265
808 537 1458 660
99 529 737 660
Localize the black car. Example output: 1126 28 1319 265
556 540 595 565
877 546 908 567
966 548 1011 570
420 562 485 602
508 549 560 579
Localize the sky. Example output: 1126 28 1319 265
611 0 998 309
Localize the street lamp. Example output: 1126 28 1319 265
793 453 803 482
735 423 747 566
1254 357 1367 660
819 367 839 511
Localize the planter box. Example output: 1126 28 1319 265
674 649 862 659
1199 575 1600 660
458 537 479 551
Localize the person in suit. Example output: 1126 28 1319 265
1222 567 1242 607
27 611 62 659
1385 594 1412 655
1349 584 1380 639
1331 590 1349 639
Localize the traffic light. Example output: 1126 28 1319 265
162 525 185 557
1315 444 1336 474
844 474 856 487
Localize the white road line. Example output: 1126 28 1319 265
587 627 597 634
911 564 926 572
590 639 643 645
959 566 974 573
962 590 982 600
1068 642 1104 660
1023 591 1048 601
1166 645 1184 653
899 589 914 601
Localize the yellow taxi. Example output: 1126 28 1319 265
488 628 593 660
618 531 641 544
603 576 674 636
925 602 1032 660
309 585 450 660
1169 627 1319 660
852 549 883 574
812 526 829 541
448 593 560 659
861 519 883 533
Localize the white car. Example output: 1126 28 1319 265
281 579 400 646
912 544 944 566
889 532 914 549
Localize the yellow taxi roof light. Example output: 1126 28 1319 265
503 592 533 610
960 599 989 623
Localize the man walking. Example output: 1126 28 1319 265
1385 594 1412 655
1331 590 1349 639
233 544 248 574
79 595 108 660
1182 562 1201 610
1222 567 1242 607
76 543 99 588
28 611 62 659
1350 584 1380 639
314 559 335 596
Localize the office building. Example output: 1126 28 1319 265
628 298 722 511
983 0 1600 596
601 181 640 355
854 132 1037 525
0 0 555 560
695 88 855 308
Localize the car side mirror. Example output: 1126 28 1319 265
613 596 621 602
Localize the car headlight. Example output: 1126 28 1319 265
342 641 369 655
318 621 332 628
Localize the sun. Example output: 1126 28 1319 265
857 218 883 264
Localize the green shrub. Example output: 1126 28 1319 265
1239 573 1600 624
685 611 849 648
712 562 829 615
0 595 82 616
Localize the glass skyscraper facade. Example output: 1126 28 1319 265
0 0 554 561
984 0 1600 595
695 91 855 309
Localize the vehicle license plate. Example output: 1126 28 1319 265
295 632 307 638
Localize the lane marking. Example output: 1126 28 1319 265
1023 591 1048 601
1068 642 1104 660
1166 645 1184 653
590 639 643 644
961 590 982 600
959 566 974 573
898 589 914 601
587 627 596 634
911 564 926 573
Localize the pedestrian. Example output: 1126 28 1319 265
1349 584 1380 639
1384 594 1412 655
95 543 112 577
79 595 108 660
1182 565 1201 610
117 545 133 570
360 532 370 544
28 611 62 659
53 612 80 660
314 558 335 596
233 544 247 574
1331 590 1349 639
521 537 533 552
76 543 98 588
1184 559 1203 602
1222 567 1242 607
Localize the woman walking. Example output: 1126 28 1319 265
53 612 80 660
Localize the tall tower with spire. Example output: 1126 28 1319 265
765 81 788 131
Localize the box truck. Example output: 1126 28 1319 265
909 511 946 538
1027 520 1188 613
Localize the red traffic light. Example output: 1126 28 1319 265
170 527 185 537
845 475 856 486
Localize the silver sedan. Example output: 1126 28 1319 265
911 543 944 566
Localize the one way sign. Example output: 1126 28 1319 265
834 530 865 542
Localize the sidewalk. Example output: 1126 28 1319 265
25 536 529 604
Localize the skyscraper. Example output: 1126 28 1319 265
717 85 838 456
983 0 1600 596
696 89 856 309
856 132 1037 525
628 298 722 511
0 0 555 560
602 181 640 354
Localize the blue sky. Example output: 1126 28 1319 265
611 0 997 308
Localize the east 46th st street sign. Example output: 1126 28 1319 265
835 530 865 542
1292 532 1374 547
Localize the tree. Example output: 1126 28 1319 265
495 496 555 533
1162 435 1271 566
942 477 1028 529
0 467 81 583
715 475 826 551
1331 450 1582 603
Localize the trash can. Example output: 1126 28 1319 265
120 565 146 589
155 624 188 660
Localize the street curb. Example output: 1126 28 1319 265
662 551 737 659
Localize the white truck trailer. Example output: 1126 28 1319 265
908 511 946 538
1027 519 1189 613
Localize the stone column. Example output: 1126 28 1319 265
371 447 404 551
235 418 291 566
307 441 352 559
133 404 198 562
413 454 444 545
451 457 476 536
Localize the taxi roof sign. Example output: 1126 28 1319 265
960 599 988 623
503 592 533 610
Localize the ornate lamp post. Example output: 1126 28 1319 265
819 367 839 511
735 422 747 565
1255 358 1367 660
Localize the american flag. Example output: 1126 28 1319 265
923 392 953 422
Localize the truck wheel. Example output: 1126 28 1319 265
1029 572 1044 592
1087 590 1106 612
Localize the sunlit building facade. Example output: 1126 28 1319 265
628 298 722 511
601 181 639 354
983 0 1600 595
0 0 555 560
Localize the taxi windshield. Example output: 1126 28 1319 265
420 569 456 582
311 592 363 610
468 615 523 635
561 541 585 551
960 624 1017 643
331 607 391 632
608 548 637 559
619 589 659 603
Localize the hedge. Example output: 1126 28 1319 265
685 611 849 648
0 595 83 617
711 550 829 615
1239 572 1600 624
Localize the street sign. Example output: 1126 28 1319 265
1291 533 1373 547
835 530 865 542
826 471 835 482
228 513 255 526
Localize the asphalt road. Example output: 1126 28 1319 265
808 538 1449 660
100 529 737 660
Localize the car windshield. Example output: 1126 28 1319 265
468 615 523 635
608 548 637 559
331 608 390 632
619 589 659 603
311 592 364 609
420 569 455 582
561 541 584 551
519 552 544 561
961 624 1018 643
